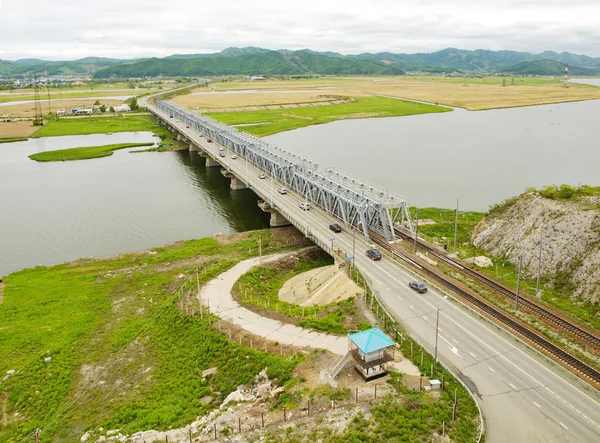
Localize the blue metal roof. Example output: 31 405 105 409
348 328 395 353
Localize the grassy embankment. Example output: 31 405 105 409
206 96 450 136
405 202 600 349
32 115 179 151
28 142 155 161
0 136 28 143
232 253 371 334
0 230 303 442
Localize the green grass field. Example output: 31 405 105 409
32 115 158 137
28 142 155 161
206 96 451 136
233 255 370 334
0 231 302 442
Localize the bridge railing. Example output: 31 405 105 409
151 100 414 241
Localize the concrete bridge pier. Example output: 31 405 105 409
221 169 248 190
258 201 291 227
189 143 199 152
205 156 220 168
176 133 182 141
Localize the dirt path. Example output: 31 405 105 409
199 252 348 355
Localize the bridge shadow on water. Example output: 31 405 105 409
173 149 270 233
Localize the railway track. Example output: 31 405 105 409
368 232 600 386
394 228 600 350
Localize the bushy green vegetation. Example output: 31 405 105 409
234 255 367 334
28 142 154 161
0 230 301 442
533 184 600 200
208 96 450 136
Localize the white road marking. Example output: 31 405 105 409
488 366 495 373
509 383 517 390
422 315 428 320
560 423 568 430
469 352 477 358
409 305 415 310
397 296 402 300
386 287 391 291
452 338 458 344
438 327 443 332
262 189 600 432
533 402 541 409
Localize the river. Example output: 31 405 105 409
266 97 600 212
2 86 600 275
0 133 269 276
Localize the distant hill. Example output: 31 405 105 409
3 47 600 79
501 59 598 76
0 57 128 77
93 49 404 78
346 48 600 74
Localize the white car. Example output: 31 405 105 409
278 187 287 194
259 174 266 179
299 202 310 210
231 155 237 159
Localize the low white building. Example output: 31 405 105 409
113 104 131 113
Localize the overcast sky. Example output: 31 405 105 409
1 0 599 60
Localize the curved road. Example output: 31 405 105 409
149 103 600 443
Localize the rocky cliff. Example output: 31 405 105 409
472 190 600 303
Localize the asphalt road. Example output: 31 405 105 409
154 107 600 443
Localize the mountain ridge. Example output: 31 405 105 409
2 47 600 78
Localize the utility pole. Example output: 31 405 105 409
434 308 440 376
536 232 543 295
414 208 419 253
453 199 459 253
515 255 522 311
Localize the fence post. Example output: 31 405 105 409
374 384 377 399
421 352 424 367
356 386 358 403
189 428 192 442
442 375 445 391
283 407 287 422
238 417 241 433
213 424 217 439
308 399 310 417
261 412 264 428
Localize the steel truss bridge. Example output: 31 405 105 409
155 100 413 241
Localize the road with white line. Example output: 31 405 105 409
151 105 600 443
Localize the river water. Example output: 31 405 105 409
2 84 600 275
0 133 268 276
266 97 600 212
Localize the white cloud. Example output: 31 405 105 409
0 0 598 60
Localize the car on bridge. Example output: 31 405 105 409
366 249 382 260
259 173 266 179
186 124 190 128
278 187 287 194
219 152 226 158
408 281 428 293
329 223 342 233
299 202 310 210
231 155 237 160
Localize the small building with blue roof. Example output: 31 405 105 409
347 328 395 380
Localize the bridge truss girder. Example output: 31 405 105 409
155 100 413 241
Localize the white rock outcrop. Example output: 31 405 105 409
472 192 600 302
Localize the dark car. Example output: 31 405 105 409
409 281 428 293
366 249 382 260
329 223 342 233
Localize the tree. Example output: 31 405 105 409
502 78 507 87
99 104 106 113
109 106 115 113
130 97 139 111
94 99 101 105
